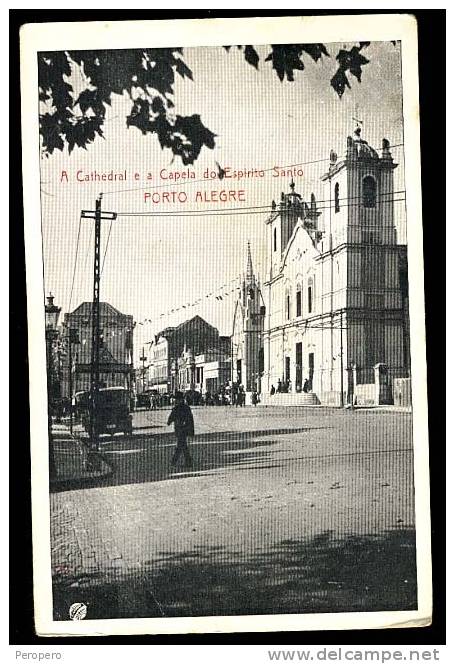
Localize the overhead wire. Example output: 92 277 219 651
69 190 407 325
67 214 82 314
115 190 406 218
101 219 114 275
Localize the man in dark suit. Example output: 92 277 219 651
167 391 194 468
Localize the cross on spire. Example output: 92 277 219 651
353 103 363 136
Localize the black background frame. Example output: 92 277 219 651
9 8 446 646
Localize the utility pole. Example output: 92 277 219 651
68 328 73 434
81 195 117 464
340 309 344 407
140 347 147 393
46 332 57 479
89 194 102 455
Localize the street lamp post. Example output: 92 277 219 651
45 293 61 481
67 327 80 434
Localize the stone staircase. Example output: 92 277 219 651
259 392 320 406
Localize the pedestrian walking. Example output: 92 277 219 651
167 391 194 468
270 384 275 396
251 391 258 406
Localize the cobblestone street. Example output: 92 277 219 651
50 406 416 620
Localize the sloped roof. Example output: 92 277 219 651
156 326 176 338
175 315 217 334
70 301 130 318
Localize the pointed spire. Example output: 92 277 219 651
246 241 254 284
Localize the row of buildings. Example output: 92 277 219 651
142 316 231 396
48 128 411 407
47 302 232 403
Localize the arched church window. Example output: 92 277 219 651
362 176 377 208
296 283 302 317
273 228 277 252
285 290 291 320
308 277 314 314
334 182 340 213
249 288 255 300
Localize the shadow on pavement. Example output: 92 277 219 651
52 527 417 621
51 426 328 493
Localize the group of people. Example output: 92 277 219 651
198 390 230 406
138 385 262 409
134 392 173 410
270 378 311 396
231 383 246 406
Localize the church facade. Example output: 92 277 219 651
259 129 410 405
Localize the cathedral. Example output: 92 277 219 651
233 128 410 406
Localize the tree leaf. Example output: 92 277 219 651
175 57 193 80
330 68 351 98
331 45 370 97
126 98 154 134
301 43 329 62
265 44 328 82
244 45 260 69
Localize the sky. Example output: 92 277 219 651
40 41 406 362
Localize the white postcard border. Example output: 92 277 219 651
20 13 431 637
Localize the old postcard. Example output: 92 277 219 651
20 14 431 636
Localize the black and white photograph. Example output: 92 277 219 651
20 14 431 636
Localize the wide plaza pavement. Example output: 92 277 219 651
50 405 416 620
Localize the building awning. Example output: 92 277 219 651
75 363 132 374
150 383 168 393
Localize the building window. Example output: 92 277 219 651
307 278 314 313
285 356 291 384
362 176 377 208
258 348 264 374
362 231 379 244
296 286 302 317
334 182 340 213
273 228 277 252
285 291 291 320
